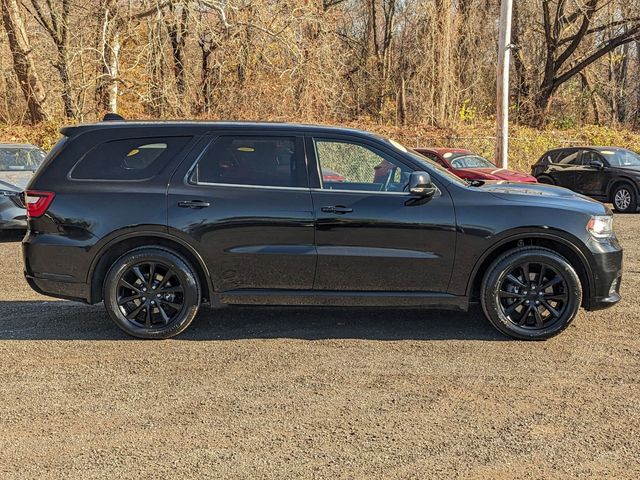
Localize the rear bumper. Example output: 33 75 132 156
24 274 91 303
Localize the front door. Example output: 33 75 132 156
168 133 316 292
575 150 610 197
309 136 456 292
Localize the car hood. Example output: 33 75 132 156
613 165 640 174
456 167 536 182
478 182 608 213
0 171 33 190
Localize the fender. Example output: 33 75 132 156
465 228 595 298
606 176 639 198
86 227 214 300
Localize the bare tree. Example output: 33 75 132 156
26 0 76 118
1 0 47 123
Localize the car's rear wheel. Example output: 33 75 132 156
612 184 637 213
481 247 581 340
103 248 201 339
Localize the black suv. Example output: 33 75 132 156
23 120 622 340
532 146 640 213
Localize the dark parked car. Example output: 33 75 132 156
532 146 640 213
416 148 538 183
23 120 622 340
0 143 46 231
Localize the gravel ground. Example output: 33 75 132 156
0 215 638 479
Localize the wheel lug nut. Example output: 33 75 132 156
142 297 146 301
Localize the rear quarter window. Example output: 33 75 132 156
70 136 191 180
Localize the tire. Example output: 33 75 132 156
612 183 637 213
480 247 582 340
536 175 554 185
103 248 201 339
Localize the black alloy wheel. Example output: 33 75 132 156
497 261 568 330
117 261 185 329
481 247 581 340
104 248 201 338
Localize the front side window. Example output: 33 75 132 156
581 150 605 166
314 139 412 192
71 137 190 180
191 136 306 188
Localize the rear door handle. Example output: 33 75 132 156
178 200 211 209
321 205 353 214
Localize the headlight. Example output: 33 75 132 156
587 215 614 239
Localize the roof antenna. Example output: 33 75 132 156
103 113 124 121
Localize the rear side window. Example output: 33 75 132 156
556 149 582 165
191 136 307 188
71 136 191 180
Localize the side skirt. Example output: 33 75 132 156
216 289 469 311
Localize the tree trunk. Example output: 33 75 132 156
55 45 76 118
1 0 48 123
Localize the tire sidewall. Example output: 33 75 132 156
104 249 201 339
481 249 582 340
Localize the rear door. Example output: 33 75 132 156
167 132 316 292
548 148 582 190
308 136 456 292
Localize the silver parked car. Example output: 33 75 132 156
0 143 46 231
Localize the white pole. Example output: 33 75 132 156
496 0 513 169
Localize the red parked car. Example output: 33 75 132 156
415 148 537 183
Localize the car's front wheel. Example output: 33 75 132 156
481 247 582 340
612 184 637 213
103 248 201 339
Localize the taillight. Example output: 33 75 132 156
24 190 55 218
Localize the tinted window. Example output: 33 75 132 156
0 147 45 171
71 137 190 180
557 150 582 165
582 150 604 165
192 136 306 188
314 139 413 192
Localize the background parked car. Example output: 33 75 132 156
415 148 538 183
532 146 640 213
0 143 46 231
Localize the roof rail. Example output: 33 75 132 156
103 113 124 121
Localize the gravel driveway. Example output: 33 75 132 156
0 215 638 479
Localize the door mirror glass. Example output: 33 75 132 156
409 171 437 197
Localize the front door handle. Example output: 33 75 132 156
321 205 353 214
178 200 211 209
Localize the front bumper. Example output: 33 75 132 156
584 240 623 311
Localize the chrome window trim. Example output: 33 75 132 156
190 181 311 192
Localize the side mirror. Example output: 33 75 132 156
589 160 604 170
408 171 437 198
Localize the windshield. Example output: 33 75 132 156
600 149 640 167
0 147 46 171
450 154 495 169
385 138 467 186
